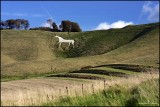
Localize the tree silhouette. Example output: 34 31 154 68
71 22 82 32
6 19 16 29
3 19 29 29
47 19 53 28
60 20 82 32
52 22 58 31
0 21 6 29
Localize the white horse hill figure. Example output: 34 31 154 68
55 35 74 47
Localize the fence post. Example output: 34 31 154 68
82 84 84 95
92 84 94 94
104 80 106 90
66 86 69 95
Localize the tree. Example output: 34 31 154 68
59 20 82 33
6 19 16 29
71 22 82 32
22 20 29 30
47 19 53 28
4 19 29 30
59 24 62 31
0 21 6 29
52 22 58 31
60 20 72 32
29 27 52 31
15 19 21 29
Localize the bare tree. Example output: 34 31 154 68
47 19 53 28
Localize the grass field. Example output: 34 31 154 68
1 71 159 106
42 78 159 106
1 22 159 106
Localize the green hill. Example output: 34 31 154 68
1 30 77 62
1 22 159 78
59 22 159 57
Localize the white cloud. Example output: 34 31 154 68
41 22 52 28
142 1 159 21
95 22 110 30
95 20 134 30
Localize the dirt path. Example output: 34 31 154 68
1 72 159 106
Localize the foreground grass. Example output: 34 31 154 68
42 78 159 106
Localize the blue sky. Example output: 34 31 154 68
1 1 159 31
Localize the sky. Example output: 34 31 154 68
1 1 159 31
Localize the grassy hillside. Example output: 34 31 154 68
1 21 159 106
1 30 77 63
59 22 159 57
42 78 159 106
1 22 159 78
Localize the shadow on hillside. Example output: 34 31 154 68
129 24 159 42
70 69 129 77
94 64 159 72
46 73 105 80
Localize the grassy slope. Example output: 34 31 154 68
1 30 78 63
41 78 159 106
1 23 159 106
60 22 159 57
98 27 159 66
1 22 159 78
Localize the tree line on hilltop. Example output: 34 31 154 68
0 19 29 30
1 19 82 32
